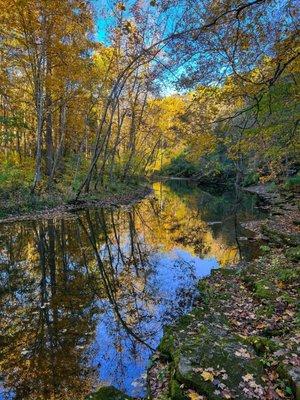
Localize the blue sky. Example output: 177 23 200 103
91 0 114 43
90 0 182 95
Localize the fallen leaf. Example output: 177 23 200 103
201 371 214 381
256 322 267 329
235 348 251 358
188 389 204 400
242 373 254 382
285 309 295 317
275 388 285 398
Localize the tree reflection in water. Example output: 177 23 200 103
0 182 263 399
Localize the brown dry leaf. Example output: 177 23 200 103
275 388 285 398
276 281 286 289
285 309 295 317
256 322 267 329
222 388 233 399
235 348 251 358
242 373 254 382
269 370 279 381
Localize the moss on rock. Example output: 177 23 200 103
262 225 300 246
254 278 276 299
241 335 279 354
180 335 262 397
159 312 263 400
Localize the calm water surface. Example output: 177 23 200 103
0 181 264 399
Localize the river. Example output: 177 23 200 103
0 180 264 399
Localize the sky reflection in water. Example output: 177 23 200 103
0 181 263 399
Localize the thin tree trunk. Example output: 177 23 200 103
45 91 54 179
51 99 66 179
32 83 44 193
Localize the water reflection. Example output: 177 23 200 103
0 181 263 399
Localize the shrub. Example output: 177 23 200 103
243 171 260 187
160 154 198 177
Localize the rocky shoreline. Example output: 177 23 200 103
146 186 299 400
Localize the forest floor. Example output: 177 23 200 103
145 186 300 400
0 184 152 224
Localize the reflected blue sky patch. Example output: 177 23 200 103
94 247 217 397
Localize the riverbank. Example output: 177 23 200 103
0 184 152 224
147 187 299 400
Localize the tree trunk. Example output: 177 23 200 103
31 84 44 193
51 99 66 179
45 92 54 179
